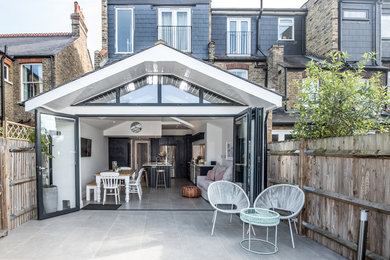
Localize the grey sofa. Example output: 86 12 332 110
196 165 233 201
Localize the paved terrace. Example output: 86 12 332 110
0 209 345 260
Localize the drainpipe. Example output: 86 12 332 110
1 45 7 127
50 55 55 88
256 0 268 87
284 67 288 111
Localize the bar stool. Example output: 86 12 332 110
143 169 149 187
156 169 166 188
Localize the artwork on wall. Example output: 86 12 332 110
81 138 92 157
226 141 233 160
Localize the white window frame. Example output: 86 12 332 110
20 63 43 101
382 15 390 39
229 69 248 79
3 64 9 82
272 130 293 142
115 7 134 54
343 9 369 20
158 8 191 52
278 17 294 41
227 17 251 56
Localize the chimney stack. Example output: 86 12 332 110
71 1 88 38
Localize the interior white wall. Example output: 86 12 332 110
203 118 233 166
80 122 108 199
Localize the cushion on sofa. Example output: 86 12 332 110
215 169 226 181
222 166 233 181
205 169 216 180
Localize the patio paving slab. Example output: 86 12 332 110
0 210 346 260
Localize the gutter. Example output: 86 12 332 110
256 0 268 88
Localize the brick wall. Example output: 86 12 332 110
267 44 284 93
305 0 338 59
54 34 92 86
213 61 266 86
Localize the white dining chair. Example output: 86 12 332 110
100 172 120 205
129 168 144 200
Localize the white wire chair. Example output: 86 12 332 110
254 184 305 248
207 181 250 236
129 168 144 200
100 172 120 205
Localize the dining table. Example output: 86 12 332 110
94 169 136 203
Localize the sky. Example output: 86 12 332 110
0 0 308 58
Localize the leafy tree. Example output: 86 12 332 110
293 52 389 139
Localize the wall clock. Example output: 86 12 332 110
130 122 142 133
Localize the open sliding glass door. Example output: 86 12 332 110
233 108 265 204
35 109 80 220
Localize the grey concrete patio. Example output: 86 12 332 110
0 209 345 260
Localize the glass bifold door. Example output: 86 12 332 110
36 110 79 219
233 108 266 204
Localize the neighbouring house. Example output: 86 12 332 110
0 2 92 125
270 0 390 141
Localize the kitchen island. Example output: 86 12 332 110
142 162 172 188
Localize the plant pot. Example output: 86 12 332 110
43 186 58 214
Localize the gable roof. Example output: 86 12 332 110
25 44 282 115
0 33 76 57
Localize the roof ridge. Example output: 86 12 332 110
0 32 72 38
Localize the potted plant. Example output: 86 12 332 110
158 151 167 163
42 184 58 213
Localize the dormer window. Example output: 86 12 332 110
158 8 191 52
278 18 294 41
227 18 251 56
115 7 134 54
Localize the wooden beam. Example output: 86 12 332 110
10 177 36 186
302 221 387 260
303 186 390 215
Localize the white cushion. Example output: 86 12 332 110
222 166 233 181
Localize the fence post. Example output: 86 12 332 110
357 210 368 260
298 138 308 236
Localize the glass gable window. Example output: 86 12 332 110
227 18 251 56
158 9 191 52
79 75 240 106
119 77 158 103
116 8 134 53
161 76 200 103
21 64 42 101
382 15 390 39
278 18 294 41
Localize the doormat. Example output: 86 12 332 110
82 204 121 210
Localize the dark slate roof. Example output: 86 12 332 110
272 110 298 126
0 33 76 57
108 0 209 5
279 55 313 69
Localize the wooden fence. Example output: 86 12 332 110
268 134 390 260
0 121 36 238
